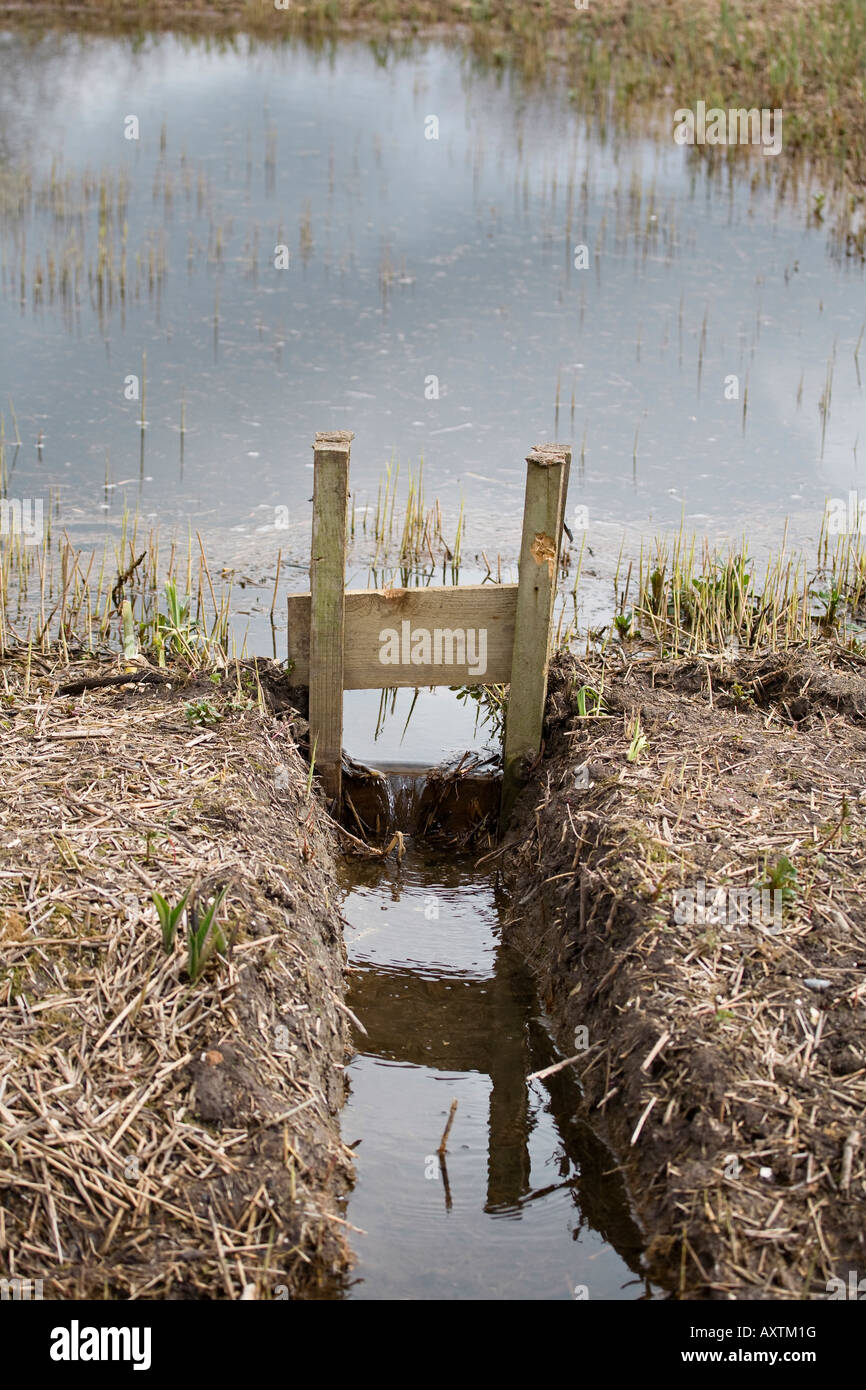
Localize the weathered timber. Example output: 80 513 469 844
499 443 570 828
287 583 517 690
308 431 353 800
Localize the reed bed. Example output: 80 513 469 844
0 511 232 665
0 447 468 673
358 456 463 576
572 522 866 660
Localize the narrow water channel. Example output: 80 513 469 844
336 769 653 1301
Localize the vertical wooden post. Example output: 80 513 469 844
309 430 353 804
500 443 570 831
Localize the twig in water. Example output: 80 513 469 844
382 829 406 862
437 1098 458 1157
527 1052 591 1083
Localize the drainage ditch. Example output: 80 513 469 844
334 761 654 1300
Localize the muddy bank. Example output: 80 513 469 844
0 651 353 1299
500 648 866 1298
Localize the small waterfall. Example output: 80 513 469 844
378 765 429 835
341 753 502 847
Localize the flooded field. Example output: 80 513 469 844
1 30 864 605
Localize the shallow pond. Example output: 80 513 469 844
1 28 863 604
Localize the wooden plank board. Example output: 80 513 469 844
287 583 518 690
308 431 352 799
500 443 570 827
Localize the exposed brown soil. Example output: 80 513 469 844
0 650 354 1299
499 645 866 1298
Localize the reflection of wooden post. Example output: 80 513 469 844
309 431 353 804
500 444 570 830
485 948 532 1211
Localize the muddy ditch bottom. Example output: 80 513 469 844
332 763 655 1299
